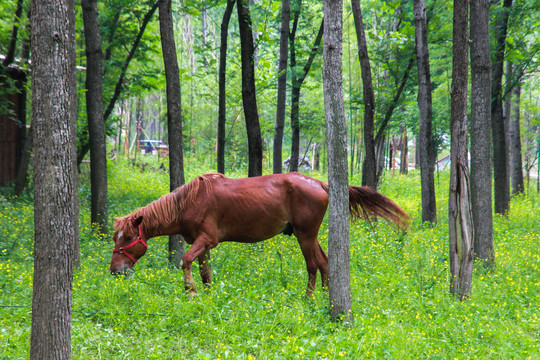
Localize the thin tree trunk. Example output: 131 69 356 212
470 0 494 269
414 0 437 224
82 0 108 235
491 0 513 215
449 0 474 301
13 27 30 195
159 0 185 267
217 0 236 174
351 0 376 189
237 0 263 177
400 125 408 175
324 0 353 324
510 81 524 195
14 126 32 195
30 0 78 357
273 0 290 174
2 0 24 66
289 17 324 172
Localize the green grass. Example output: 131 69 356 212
1 159 539 359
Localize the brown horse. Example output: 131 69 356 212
109 172 408 296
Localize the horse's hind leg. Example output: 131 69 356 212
198 250 212 286
297 235 327 297
317 242 329 290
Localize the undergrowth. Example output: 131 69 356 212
1 159 538 359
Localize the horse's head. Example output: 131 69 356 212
110 215 148 275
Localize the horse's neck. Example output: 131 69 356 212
141 212 180 239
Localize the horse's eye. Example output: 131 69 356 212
125 236 133 242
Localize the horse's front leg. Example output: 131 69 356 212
198 250 212 286
181 239 209 295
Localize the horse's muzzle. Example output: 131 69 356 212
110 268 135 278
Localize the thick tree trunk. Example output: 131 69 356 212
30 0 78 358
273 0 290 174
449 0 474 300
237 0 263 177
470 0 494 269
159 0 185 267
351 0 376 189
288 11 323 172
217 0 236 174
324 0 353 324
491 0 513 215
82 0 108 235
414 0 437 224
510 81 524 195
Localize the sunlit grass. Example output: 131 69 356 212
1 161 538 359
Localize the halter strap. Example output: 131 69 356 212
112 225 148 264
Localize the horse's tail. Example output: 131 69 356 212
321 182 409 231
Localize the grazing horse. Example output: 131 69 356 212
109 173 409 296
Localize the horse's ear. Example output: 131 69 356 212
131 216 143 228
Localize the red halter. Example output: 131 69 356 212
112 225 148 265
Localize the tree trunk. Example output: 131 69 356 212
30 0 78 358
159 0 185 267
414 0 437 224
273 0 290 174
470 0 494 269
491 0 513 215
14 126 32 195
324 0 353 324
237 0 263 177
82 0 108 235
509 81 524 195
449 0 474 301
2 0 24 67
400 125 408 175
351 0 376 189
289 17 324 172
217 0 236 174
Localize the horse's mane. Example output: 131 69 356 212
114 173 222 234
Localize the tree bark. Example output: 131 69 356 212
509 81 524 195
30 0 78 358
237 0 263 177
289 17 324 172
217 0 236 174
470 0 494 269
351 0 376 189
449 0 474 301
324 0 353 324
414 0 437 224
82 0 108 235
272 0 290 174
491 0 513 215
159 0 185 267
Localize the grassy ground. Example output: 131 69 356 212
1 158 538 359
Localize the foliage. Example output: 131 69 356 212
1 160 539 359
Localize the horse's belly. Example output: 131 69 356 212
218 214 288 243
